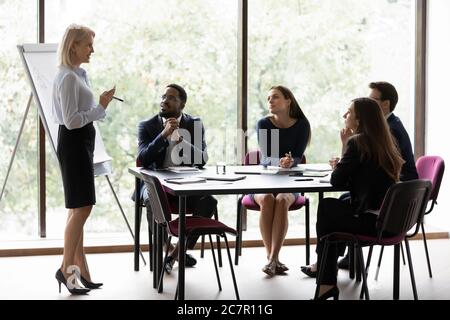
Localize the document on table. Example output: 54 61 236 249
319 174 332 183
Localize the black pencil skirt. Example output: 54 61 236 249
57 123 96 209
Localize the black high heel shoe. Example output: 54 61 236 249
315 286 339 300
55 269 90 295
300 265 317 278
80 276 103 289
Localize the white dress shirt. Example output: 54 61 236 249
162 114 183 167
52 65 106 130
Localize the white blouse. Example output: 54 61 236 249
52 65 106 130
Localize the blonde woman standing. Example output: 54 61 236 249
52 24 116 294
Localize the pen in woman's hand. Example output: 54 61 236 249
112 96 124 102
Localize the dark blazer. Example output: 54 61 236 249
330 138 395 214
387 114 418 181
137 113 208 169
135 113 208 201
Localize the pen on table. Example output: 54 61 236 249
112 96 124 102
294 178 313 181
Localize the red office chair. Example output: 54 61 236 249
372 155 445 279
234 150 310 265
142 172 240 300
416 156 445 277
315 180 432 300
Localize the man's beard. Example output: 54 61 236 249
159 110 180 118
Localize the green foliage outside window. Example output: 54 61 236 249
0 0 412 240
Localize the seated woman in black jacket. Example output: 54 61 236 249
307 97 404 300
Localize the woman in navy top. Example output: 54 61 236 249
253 85 311 276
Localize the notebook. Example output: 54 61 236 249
289 172 329 178
267 165 304 173
298 164 333 172
199 174 247 182
164 177 206 184
166 166 201 173
234 166 279 175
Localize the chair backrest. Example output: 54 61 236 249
376 180 432 240
244 150 262 165
416 155 445 202
140 172 172 226
244 150 306 165
132 158 144 204
300 155 306 164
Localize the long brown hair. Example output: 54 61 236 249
270 85 311 145
351 97 404 181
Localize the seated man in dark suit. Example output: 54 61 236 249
368 81 418 181
337 81 419 269
137 83 217 273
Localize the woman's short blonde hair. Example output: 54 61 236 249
58 24 95 68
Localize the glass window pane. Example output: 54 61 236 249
44 0 237 237
426 0 450 230
0 1 37 240
248 0 415 236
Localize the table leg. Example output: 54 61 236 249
178 196 186 300
134 177 141 271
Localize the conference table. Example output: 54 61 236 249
129 166 344 300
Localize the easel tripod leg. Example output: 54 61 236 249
105 175 146 265
0 93 33 203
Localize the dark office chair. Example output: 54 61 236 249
142 172 240 300
133 159 222 276
315 180 432 300
373 155 445 279
235 150 310 265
